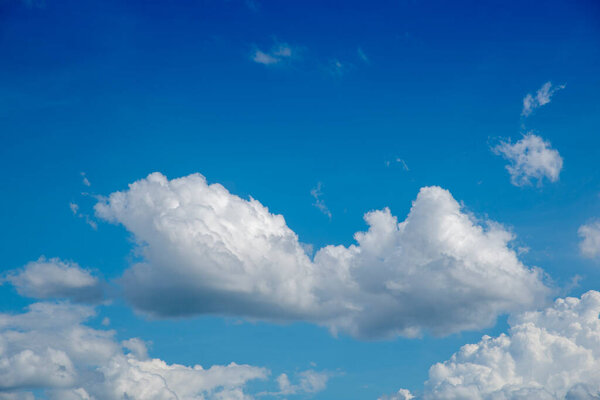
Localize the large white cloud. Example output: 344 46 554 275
392 291 600 399
579 222 600 259
0 301 273 399
493 133 563 186
3 258 103 303
95 172 551 339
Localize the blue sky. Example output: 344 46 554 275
1 0 600 399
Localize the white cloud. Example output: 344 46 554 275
0 302 269 399
310 182 332 219
252 43 294 65
95 173 550 339
378 389 415 400
4 257 103 303
394 290 600 399
267 370 330 396
80 172 91 187
522 81 565 117
493 133 563 186
579 221 600 259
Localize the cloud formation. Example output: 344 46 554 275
252 43 294 65
0 302 268 399
4 257 103 303
579 221 600 259
522 81 565 117
394 291 600 399
310 182 332 219
493 133 563 186
95 172 550 339
271 370 330 396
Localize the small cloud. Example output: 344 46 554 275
253 50 279 65
69 202 98 230
329 59 344 76
378 389 415 400
69 202 79 215
81 172 91 187
521 81 565 117
578 221 600 259
310 182 332 219
122 338 150 360
262 370 331 396
357 47 369 63
3 257 104 303
492 133 563 186
386 158 409 171
252 42 295 65
101 317 110 326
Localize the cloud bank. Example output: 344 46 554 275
0 302 268 400
95 172 550 339
392 291 600 399
493 133 563 186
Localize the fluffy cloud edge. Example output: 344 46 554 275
385 290 600 399
94 172 551 339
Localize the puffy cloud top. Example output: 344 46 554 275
4 258 103 303
398 291 600 399
493 134 563 186
95 172 550 339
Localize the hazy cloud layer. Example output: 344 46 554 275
95 172 550 339
4 258 103 303
393 291 600 399
493 133 563 186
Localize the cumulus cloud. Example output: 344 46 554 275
264 370 330 396
393 290 600 399
0 302 269 399
493 133 563 186
4 257 103 303
522 81 565 117
95 172 550 339
252 43 294 65
579 222 600 259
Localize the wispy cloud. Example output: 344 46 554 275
81 172 91 187
70 201 98 229
252 42 295 65
522 81 565 117
386 158 409 171
357 47 369 63
310 182 332 219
